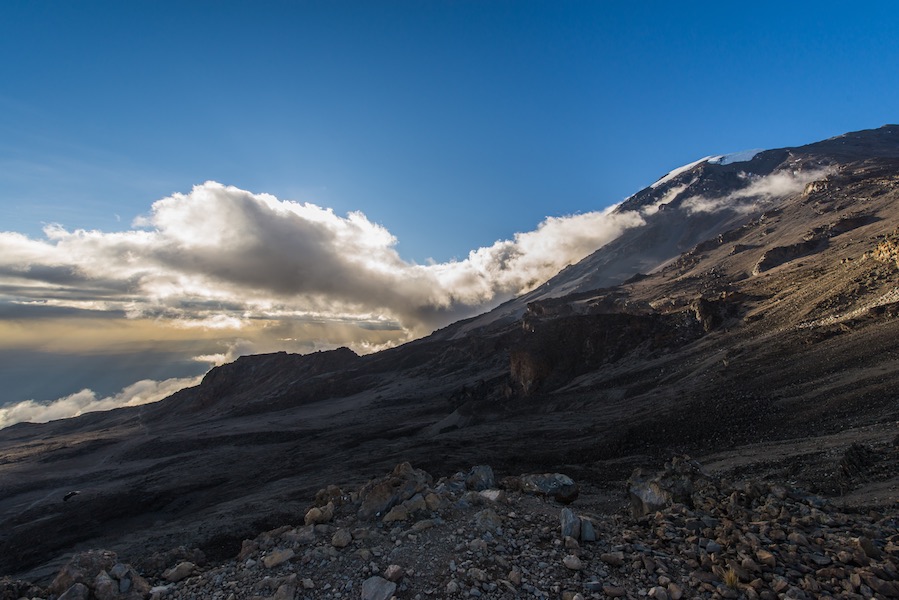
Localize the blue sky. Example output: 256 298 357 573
0 1 898 424
3 1 897 262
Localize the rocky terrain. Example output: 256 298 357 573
2 453 898 599
2 125 899 597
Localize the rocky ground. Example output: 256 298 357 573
4 444 899 600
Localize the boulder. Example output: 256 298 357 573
560 508 581 539
305 501 335 525
474 508 503 532
519 473 580 504
49 550 119 596
465 465 495 491
628 456 710 517
57 583 90 600
357 462 432 520
263 549 294 569
361 575 396 600
162 561 196 582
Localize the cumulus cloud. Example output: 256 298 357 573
0 182 645 334
0 375 202 429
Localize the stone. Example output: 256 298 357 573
57 583 90 600
384 564 404 582
560 508 581 539
649 586 669 600
580 518 597 542
425 492 443 511
93 570 117 600
361 575 397 600
466 465 496 491
273 582 297 600
409 518 435 532
263 549 294 569
474 508 503 532
446 580 461 594
602 585 626 597
508 570 522 586
162 561 196 582
520 473 579 504
628 456 709 517
479 489 506 503
756 549 776 567
706 540 723 554
305 501 334 526
332 528 353 548
237 539 260 561
302 578 315 589
601 551 625 567
383 504 409 523
563 555 583 570
49 550 119 595
856 536 882 559
314 484 344 506
358 462 433 520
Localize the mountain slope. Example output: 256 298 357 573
2 125 899 582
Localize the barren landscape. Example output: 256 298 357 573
2 126 899 599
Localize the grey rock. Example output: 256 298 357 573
361 575 397 600
580 518 597 542
520 473 579 504
560 508 581 539
358 462 433 520
466 465 496 491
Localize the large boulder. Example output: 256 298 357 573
49 550 119 596
517 473 580 504
357 462 433 520
628 456 710 517
48 550 150 600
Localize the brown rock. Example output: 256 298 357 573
263 549 294 569
162 561 196 582
384 564 404 582
331 528 353 548
49 550 119 595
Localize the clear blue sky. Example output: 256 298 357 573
2 1 897 263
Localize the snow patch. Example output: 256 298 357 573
707 149 763 166
650 157 713 189
651 149 764 190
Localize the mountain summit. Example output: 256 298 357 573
2 125 899 583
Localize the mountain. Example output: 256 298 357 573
2 125 899 583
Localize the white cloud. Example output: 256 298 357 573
0 181 646 333
681 168 834 215
0 375 202 429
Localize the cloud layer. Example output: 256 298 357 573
0 376 202 429
0 182 646 335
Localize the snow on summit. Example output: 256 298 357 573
708 149 763 165
650 149 763 189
